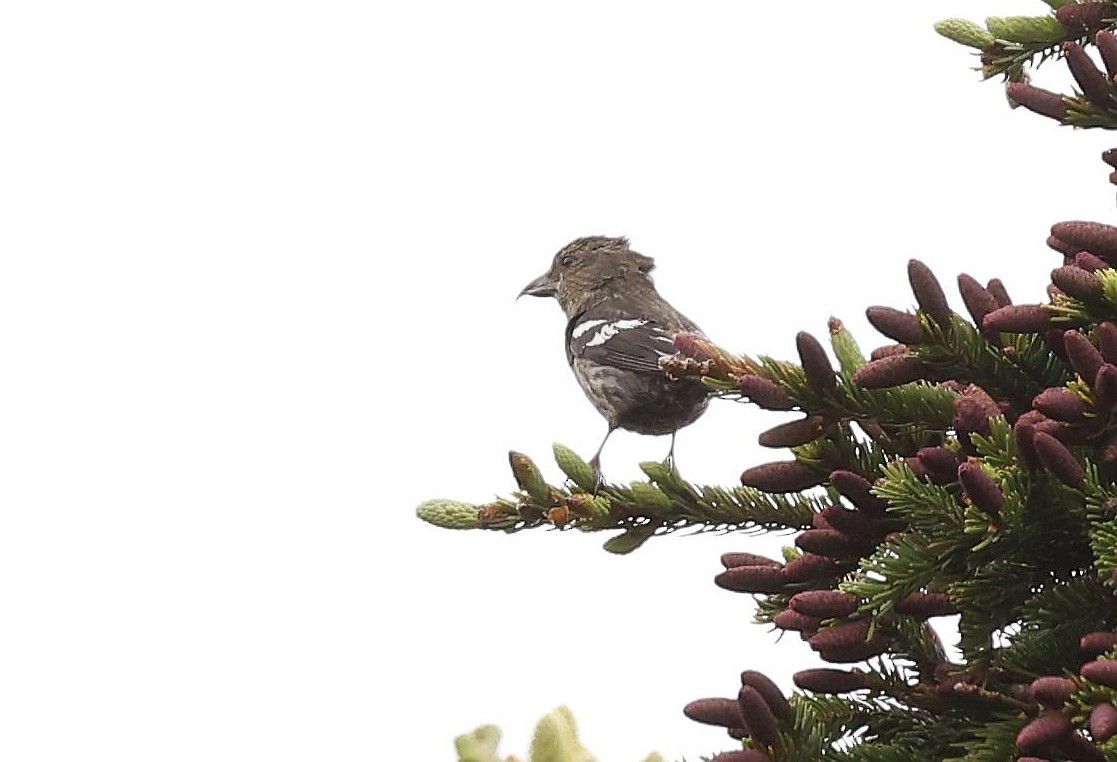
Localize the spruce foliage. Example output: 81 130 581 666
423 2 1117 759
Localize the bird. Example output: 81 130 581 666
519 236 709 478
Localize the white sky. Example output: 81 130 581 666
5 2 1117 760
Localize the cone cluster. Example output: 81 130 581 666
680 210 1117 759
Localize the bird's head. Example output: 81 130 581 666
519 236 656 314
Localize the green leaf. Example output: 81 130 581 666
602 523 657 554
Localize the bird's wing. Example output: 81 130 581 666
565 315 681 374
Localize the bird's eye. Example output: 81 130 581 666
560 255 575 267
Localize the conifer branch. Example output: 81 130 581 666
425 11 1117 755
417 444 818 553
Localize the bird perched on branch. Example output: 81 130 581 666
519 236 709 478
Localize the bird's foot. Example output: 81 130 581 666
589 454 605 494
663 431 680 474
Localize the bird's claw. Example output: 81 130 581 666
589 455 605 494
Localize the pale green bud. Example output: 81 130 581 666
935 18 997 48
630 481 673 514
828 316 867 374
528 707 597 762
415 499 483 529
454 725 503 762
553 443 597 492
985 15 1067 43
509 451 551 504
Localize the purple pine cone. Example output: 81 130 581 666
1056 2 1117 35
954 385 1001 437
1028 675 1077 708
870 343 910 360
796 331 836 392
1075 251 1110 272
916 446 966 485
683 697 745 729
894 591 958 619
721 552 782 569
789 590 859 619
829 470 889 517
741 460 823 492
715 565 785 594
738 374 794 410
773 608 823 634
1006 82 1067 122
1082 631 1117 653
1032 431 1086 487
1096 322 1117 364
957 273 1002 329
852 354 927 388
959 461 1004 516
1051 265 1104 301
740 670 791 721
793 668 871 694
866 306 926 345
1063 330 1105 385
808 620 888 663
986 278 1012 307
821 504 884 539
795 528 860 558
782 553 840 583
737 687 781 748
1014 419 1042 471
1100 364 1117 413
1048 234 1079 258
1064 42 1114 108
808 619 870 652
1033 387 1089 423
1090 702 1117 742
1098 31 1117 78
908 259 952 328
1015 711 1074 756
758 416 825 448
1082 658 1117 688
983 304 1052 334
1051 221 1117 263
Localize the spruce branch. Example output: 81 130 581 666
937 5 1117 129
417 444 819 554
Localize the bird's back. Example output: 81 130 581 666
564 299 708 435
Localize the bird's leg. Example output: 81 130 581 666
588 426 616 490
663 431 678 472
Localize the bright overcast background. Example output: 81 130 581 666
5 2 1117 761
